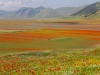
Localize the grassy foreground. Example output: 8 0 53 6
0 46 100 75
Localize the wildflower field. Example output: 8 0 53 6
0 47 100 75
0 19 100 75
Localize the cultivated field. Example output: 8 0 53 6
0 19 100 75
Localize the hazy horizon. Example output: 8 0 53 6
0 0 100 11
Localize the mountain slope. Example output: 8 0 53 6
3 7 41 18
55 7 75 16
14 7 39 18
87 10 100 19
33 8 63 18
72 1 100 16
35 6 45 11
65 5 87 17
0 10 8 17
0 1 100 19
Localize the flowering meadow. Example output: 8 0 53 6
0 20 100 75
0 47 100 75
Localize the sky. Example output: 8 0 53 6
0 0 100 11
